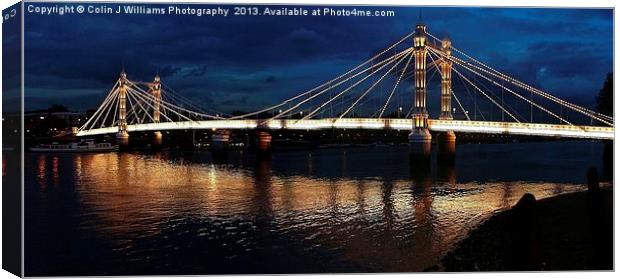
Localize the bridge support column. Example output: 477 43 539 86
211 130 231 162
437 38 456 163
152 131 163 148
409 130 432 160
256 130 272 158
212 130 231 150
116 70 130 150
437 130 456 163
409 23 431 162
151 74 163 149
116 132 129 150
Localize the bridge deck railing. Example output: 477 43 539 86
76 118 613 140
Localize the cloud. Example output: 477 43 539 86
264 76 277 83
183 65 208 77
22 4 612 114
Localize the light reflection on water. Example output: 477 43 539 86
25 141 605 275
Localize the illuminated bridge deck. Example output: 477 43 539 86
76 118 614 140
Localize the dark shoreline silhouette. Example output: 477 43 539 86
437 187 613 271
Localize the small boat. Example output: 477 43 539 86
29 139 118 153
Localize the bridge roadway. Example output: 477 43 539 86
76 118 614 140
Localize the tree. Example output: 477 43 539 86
47 104 69 113
596 73 613 181
596 73 613 116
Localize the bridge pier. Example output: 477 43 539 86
437 157 456 185
437 131 456 163
409 129 432 161
210 130 231 162
256 130 272 158
152 131 163 149
116 131 130 150
211 130 231 150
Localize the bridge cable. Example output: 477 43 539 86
129 80 223 120
301 49 412 120
272 48 411 121
126 87 176 123
427 48 523 124
451 89 471 121
316 60 426 119
427 31 613 124
284 49 414 120
160 83 231 117
339 51 411 119
425 48 473 121
126 86 191 123
451 66 521 123
244 49 410 122
432 48 575 126
448 54 580 125
84 88 119 132
230 32 416 120
425 48 474 121
78 80 120 132
282 48 412 120
455 63 485 121
126 81 223 120
124 91 143 124
127 89 157 124
98 89 120 128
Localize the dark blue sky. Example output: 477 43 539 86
2 2 21 113
22 4 613 114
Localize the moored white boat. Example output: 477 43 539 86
29 140 118 153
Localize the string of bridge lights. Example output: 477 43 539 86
228 31 416 120
430 47 574 126
268 48 412 122
299 49 412 121
423 49 472 121
336 51 411 120
425 31 613 125
79 26 613 137
379 51 414 118
426 47 527 123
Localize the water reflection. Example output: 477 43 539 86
437 162 456 185
253 157 274 225
411 165 435 270
24 141 606 275
37 155 46 189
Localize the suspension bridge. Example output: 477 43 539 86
76 23 614 157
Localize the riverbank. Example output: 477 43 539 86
434 186 613 271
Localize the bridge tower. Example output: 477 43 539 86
438 38 456 161
116 70 130 149
152 74 163 148
408 23 432 160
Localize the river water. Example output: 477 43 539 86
23 141 606 276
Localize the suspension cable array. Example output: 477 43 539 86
78 25 613 138
426 31 612 126
78 76 224 133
